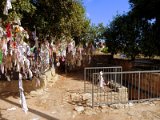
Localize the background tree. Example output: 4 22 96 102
28 0 90 44
104 13 142 60
1 0 91 45
103 0 160 59
129 0 160 56
0 0 36 24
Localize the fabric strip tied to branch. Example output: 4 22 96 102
3 0 12 15
19 73 28 113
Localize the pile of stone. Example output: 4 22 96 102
69 92 134 115
70 93 92 107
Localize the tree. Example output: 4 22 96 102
1 0 90 45
83 23 106 46
104 0 160 59
104 13 142 60
104 14 128 56
129 0 160 56
129 0 160 20
0 0 36 23
27 0 90 43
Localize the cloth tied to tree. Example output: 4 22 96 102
6 23 11 38
0 50 3 64
3 0 12 15
19 73 28 113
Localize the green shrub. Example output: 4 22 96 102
101 47 108 53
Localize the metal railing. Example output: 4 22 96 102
91 70 160 107
84 66 122 92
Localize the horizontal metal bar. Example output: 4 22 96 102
85 66 122 70
93 70 160 75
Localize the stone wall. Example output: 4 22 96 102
87 55 134 71
107 81 128 103
0 68 57 93
112 59 134 71
82 54 113 67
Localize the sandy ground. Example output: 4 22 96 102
1 71 160 120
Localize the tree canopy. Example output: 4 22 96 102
104 0 160 59
0 0 91 44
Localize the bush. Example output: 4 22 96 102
101 47 108 53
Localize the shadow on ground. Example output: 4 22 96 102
0 97 59 120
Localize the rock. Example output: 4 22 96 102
86 100 92 107
109 103 125 109
95 107 101 113
77 102 82 106
30 89 44 96
71 93 81 102
142 101 150 105
99 105 110 113
149 103 155 106
99 105 108 109
30 91 38 96
7 107 17 111
74 106 84 113
124 102 134 108
44 88 49 92
82 93 92 101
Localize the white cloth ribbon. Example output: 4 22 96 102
0 27 5 38
3 0 12 15
0 64 4 74
19 73 28 113
99 71 105 88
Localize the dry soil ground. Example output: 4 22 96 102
1 71 160 120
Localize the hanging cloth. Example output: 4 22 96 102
99 71 106 88
19 73 28 113
6 23 11 38
3 0 12 15
0 27 5 38
0 50 3 64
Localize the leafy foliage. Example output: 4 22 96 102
0 0 91 45
104 0 160 59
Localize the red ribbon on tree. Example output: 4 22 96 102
6 23 11 38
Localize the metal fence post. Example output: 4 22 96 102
138 72 141 101
120 68 122 88
84 68 86 92
92 73 94 108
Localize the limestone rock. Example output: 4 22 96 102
82 93 92 101
124 102 134 108
71 93 81 102
74 106 84 113
30 89 44 96
109 103 125 109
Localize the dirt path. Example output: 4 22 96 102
1 72 160 120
